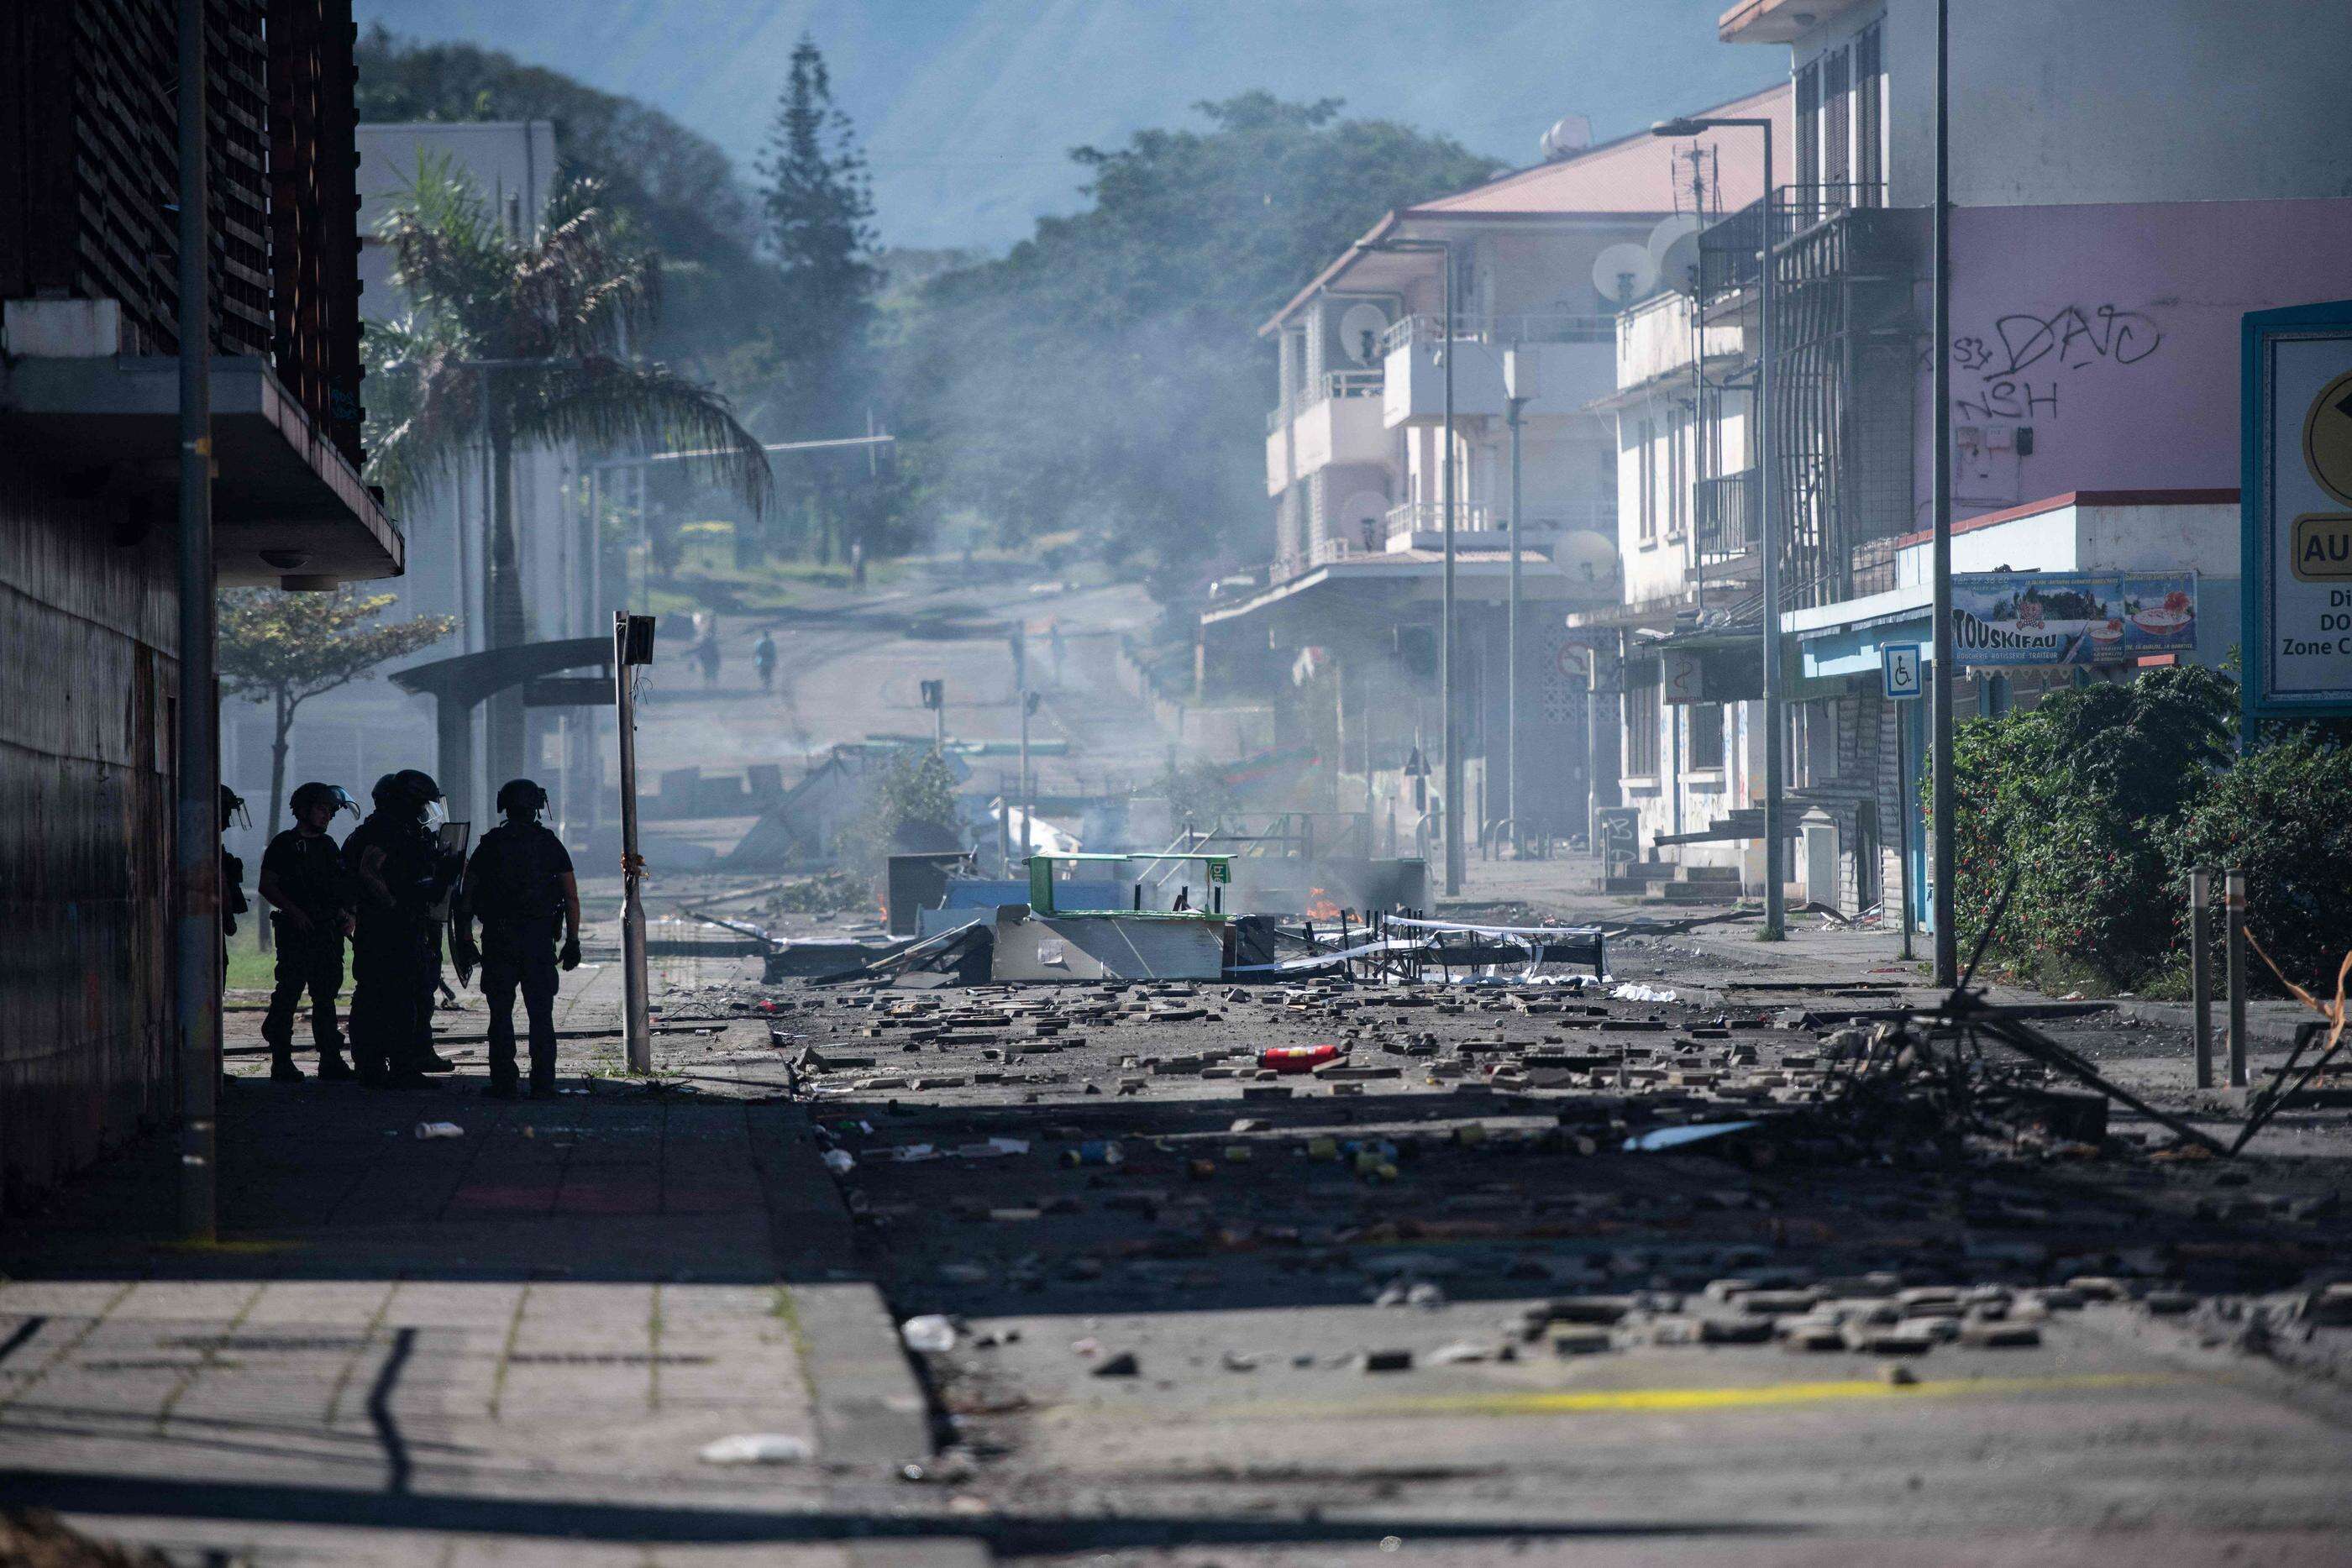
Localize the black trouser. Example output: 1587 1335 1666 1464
483 920 561 1088
349 920 431 1077
262 915 345 1057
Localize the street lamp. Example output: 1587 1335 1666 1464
1354 233 1464 896
1652 115 1785 939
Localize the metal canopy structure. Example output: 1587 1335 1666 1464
391 636 612 821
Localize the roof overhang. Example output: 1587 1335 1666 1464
0 354 402 586
1203 554 1609 631
1718 0 1874 45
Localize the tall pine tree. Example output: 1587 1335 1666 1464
756 35 881 568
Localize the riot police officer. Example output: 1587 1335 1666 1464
345 771 463 1087
257 782 359 1082
454 779 581 1099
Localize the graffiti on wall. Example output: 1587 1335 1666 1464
1950 303 2164 423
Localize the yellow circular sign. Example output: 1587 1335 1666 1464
2304 367 2352 507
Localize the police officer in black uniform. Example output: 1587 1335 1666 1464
453 779 581 1099
257 782 359 1082
344 771 463 1087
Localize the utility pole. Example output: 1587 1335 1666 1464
1930 0 1958 984
1503 349 1536 858
1012 630 1032 864
173 0 218 1243
613 612 654 1073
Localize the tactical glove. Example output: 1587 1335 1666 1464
559 934 581 972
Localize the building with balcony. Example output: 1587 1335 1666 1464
1696 0 2352 921
1206 90 1788 859
0 0 394 1204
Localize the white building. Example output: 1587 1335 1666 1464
224 121 592 834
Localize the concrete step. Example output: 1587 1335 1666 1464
1656 880 1746 905
1682 866 1743 883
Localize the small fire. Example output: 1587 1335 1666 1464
1305 887 1342 921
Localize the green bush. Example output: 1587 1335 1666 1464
1946 666 2233 989
2170 732 2352 992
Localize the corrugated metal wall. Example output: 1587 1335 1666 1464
0 450 178 1210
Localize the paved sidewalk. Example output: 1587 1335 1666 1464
0 958 978 1565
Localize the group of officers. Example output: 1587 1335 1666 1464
249 769 583 1098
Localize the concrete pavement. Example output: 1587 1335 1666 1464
0 957 983 1566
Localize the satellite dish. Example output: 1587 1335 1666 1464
1648 214 1704 294
1647 213 1701 262
1550 529 1621 583
1592 243 1658 309
1336 303 1389 364
1338 490 1389 548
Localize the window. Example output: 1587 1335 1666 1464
1634 418 1657 544
1666 412 1688 540
1688 702 1725 771
1822 45 1851 202
1856 22 1883 203
1795 58 1819 195
1625 663 1662 778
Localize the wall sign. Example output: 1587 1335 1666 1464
1951 572 2197 667
2244 301 2352 725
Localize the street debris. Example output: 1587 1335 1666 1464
697 1433 814 1466
413 1121 464 1140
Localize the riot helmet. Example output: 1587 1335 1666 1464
290 780 357 821
496 778 549 823
220 784 249 831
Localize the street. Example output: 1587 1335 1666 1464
8 762 2352 1562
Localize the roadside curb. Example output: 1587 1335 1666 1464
757 1099 994 1564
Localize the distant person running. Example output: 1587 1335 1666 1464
753 629 778 694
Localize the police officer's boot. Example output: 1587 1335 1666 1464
269 1047 304 1083
318 1048 355 1082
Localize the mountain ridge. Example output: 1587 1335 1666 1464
354 0 1776 250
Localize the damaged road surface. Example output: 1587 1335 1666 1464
745 951 2352 1565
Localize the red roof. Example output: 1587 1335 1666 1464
1406 81 1791 220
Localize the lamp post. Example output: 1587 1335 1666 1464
1502 347 1536 857
1930 0 1958 984
1653 114 1782 938
1354 234 1462 895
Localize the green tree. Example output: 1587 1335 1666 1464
218 589 454 947
848 749 960 870
753 35 883 570
353 27 779 378
366 157 771 784
895 94 1499 596
2170 733 2352 992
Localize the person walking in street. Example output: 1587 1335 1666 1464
453 779 581 1099
753 628 778 695
344 770 464 1088
257 782 359 1082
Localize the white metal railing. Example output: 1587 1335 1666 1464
1385 499 1495 537
1379 313 1615 354
1267 369 1386 433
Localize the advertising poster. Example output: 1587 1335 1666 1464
1951 572 2197 667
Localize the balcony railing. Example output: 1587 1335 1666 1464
1385 499 1494 538
1696 468 1759 560
1698 182 1887 299
1268 368 1386 430
1379 312 1615 354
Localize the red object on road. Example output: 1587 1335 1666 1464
1259 1045 1343 1074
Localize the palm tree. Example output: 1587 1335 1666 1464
366 155 770 783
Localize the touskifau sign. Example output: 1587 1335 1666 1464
2244 300 2352 726
1952 571 2197 667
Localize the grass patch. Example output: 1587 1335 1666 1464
225 942 277 991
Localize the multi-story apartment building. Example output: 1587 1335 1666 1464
0 0 395 1203
1681 0 2352 921
225 121 592 841
1200 96 1784 863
